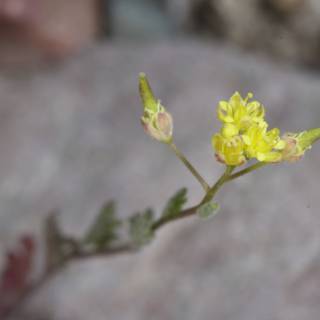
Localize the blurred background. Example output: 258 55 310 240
0 0 320 319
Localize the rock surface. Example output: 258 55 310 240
168 0 320 66
0 0 99 66
0 41 320 319
109 0 173 39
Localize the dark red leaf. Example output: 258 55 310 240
0 235 35 317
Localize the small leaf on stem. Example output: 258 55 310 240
161 188 187 219
197 201 220 219
129 209 155 247
85 201 122 249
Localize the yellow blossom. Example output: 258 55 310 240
217 92 266 137
212 92 290 165
242 125 285 162
212 133 246 166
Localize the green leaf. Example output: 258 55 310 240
129 209 155 247
85 201 122 248
197 201 220 219
161 188 187 219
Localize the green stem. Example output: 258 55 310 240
152 162 268 231
226 162 267 182
151 204 198 231
201 166 235 204
169 142 210 192
152 166 234 230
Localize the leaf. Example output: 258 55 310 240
85 201 122 249
45 213 65 270
129 209 155 247
45 213 79 271
161 188 187 219
197 201 220 219
0 235 35 316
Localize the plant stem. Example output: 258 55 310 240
152 163 265 232
7 164 267 317
201 166 235 204
169 142 210 192
226 162 267 182
152 166 234 230
151 205 198 231
3 244 135 319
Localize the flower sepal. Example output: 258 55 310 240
141 111 173 144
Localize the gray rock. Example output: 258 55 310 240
167 0 320 66
109 0 174 39
0 41 320 320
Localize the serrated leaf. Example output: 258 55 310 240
197 201 220 219
85 201 122 248
129 209 155 247
161 188 187 219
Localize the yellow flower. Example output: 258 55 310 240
218 92 266 137
242 125 286 162
212 133 246 166
139 73 173 143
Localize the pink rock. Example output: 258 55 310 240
0 0 100 66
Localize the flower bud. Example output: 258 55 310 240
139 73 173 143
139 73 158 114
282 128 320 162
212 133 246 166
142 111 173 143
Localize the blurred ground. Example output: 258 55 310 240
0 41 319 320
4 0 320 67
168 0 320 67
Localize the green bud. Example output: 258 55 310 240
139 73 159 113
282 128 320 162
139 73 173 143
297 128 320 150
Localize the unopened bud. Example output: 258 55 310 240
282 128 320 162
139 73 159 114
142 111 173 143
139 73 173 143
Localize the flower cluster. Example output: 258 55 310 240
212 92 286 166
138 74 320 168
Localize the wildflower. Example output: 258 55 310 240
242 125 286 162
139 73 173 143
217 92 266 137
212 133 246 166
213 92 287 165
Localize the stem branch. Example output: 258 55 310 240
6 163 266 318
226 162 267 182
201 166 235 204
169 142 210 192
